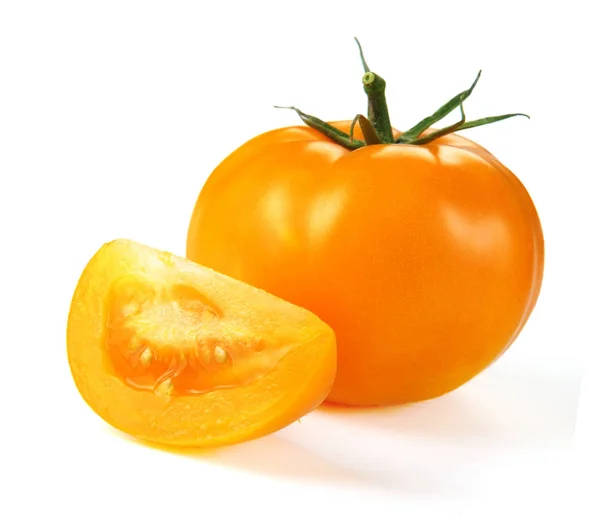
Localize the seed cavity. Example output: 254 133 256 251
139 347 153 367
107 272 290 396
214 345 229 365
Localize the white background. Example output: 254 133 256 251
1 0 598 523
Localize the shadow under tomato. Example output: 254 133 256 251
318 362 581 449
261 362 582 496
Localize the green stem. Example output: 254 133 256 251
454 112 530 132
396 72 529 144
349 114 382 145
362 71 394 143
354 39 395 144
354 36 371 73
411 103 466 145
275 39 529 150
274 106 365 150
397 71 481 144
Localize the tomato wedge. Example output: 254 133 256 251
67 239 336 447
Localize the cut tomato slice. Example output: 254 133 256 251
67 239 336 447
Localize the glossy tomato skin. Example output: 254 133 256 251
186 122 544 406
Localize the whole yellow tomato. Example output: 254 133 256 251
186 44 544 406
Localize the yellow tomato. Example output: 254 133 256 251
187 43 543 406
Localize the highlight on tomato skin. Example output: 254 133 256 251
66 239 337 448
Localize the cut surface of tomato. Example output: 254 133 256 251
67 239 336 447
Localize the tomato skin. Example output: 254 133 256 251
187 122 544 406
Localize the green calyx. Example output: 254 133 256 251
276 38 529 150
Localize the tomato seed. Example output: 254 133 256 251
214 345 228 364
139 348 153 367
154 378 174 397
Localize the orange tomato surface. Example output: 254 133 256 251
67 239 336 446
186 122 544 406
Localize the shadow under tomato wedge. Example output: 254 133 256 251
67 239 336 447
